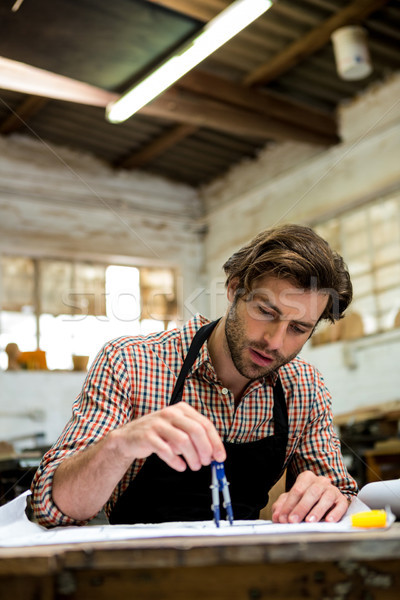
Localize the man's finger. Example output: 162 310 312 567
176 403 226 462
271 472 347 523
274 480 312 522
167 412 214 466
322 496 349 523
146 431 188 472
299 486 340 523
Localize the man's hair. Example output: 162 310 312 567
222 224 352 323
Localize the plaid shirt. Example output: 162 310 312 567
31 314 357 527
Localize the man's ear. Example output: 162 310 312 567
227 277 240 302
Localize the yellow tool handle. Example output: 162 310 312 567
351 510 386 528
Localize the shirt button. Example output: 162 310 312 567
221 387 229 395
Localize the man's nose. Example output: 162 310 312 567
264 321 287 350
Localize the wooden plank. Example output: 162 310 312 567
55 560 400 600
1 525 399 570
0 523 399 600
178 69 338 139
0 552 60 577
118 124 198 169
0 96 48 134
121 69 337 170
140 88 329 141
0 57 118 107
1 553 399 600
0 576 53 600
334 400 400 425
244 0 390 86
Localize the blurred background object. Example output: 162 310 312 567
5 342 21 370
72 355 89 371
5 343 47 370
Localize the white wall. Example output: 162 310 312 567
201 72 400 416
301 330 400 416
0 371 85 448
0 134 207 321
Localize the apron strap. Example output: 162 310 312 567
272 377 288 434
170 319 220 405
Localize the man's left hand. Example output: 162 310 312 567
271 470 350 523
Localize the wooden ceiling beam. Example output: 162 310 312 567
243 0 390 86
140 87 335 143
0 56 118 107
0 95 48 134
120 80 335 171
178 69 338 139
117 124 198 169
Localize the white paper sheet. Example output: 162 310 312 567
358 479 400 517
0 492 393 548
0 490 46 541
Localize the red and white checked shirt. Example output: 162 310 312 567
31 314 357 527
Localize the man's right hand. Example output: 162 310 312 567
52 402 225 521
113 401 226 472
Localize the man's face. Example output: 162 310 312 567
224 275 329 381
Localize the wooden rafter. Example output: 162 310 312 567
177 70 338 140
0 95 48 134
117 124 197 169
140 87 311 140
119 73 338 169
0 57 118 107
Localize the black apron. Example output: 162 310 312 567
109 320 288 524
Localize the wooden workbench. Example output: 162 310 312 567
1 524 399 599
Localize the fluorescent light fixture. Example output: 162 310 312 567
106 0 272 123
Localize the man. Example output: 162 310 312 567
31 224 357 527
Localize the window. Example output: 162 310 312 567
314 192 400 339
0 257 177 370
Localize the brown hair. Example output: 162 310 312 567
222 224 352 323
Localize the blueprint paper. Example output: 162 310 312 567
0 492 392 548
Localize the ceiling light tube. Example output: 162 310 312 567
106 0 272 123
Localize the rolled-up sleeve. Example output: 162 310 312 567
31 340 133 527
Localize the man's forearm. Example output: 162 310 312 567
51 402 226 522
52 429 131 521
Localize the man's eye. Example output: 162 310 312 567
290 324 307 335
257 306 274 319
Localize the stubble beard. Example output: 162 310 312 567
224 300 298 381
